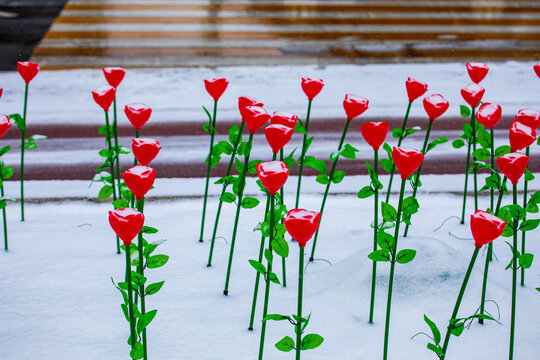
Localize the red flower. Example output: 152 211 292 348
423 94 449 121
533 62 540 78
240 105 270 134
360 121 389 151
132 138 161 166
405 77 428 102
509 121 536 152
264 124 294 154
256 161 289 196
515 108 540 130
466 62 489 84
17 62 39 84
102 67 126 88
476 103 502 128
470 210 506 248
238 96 263 111
343 94 369 121
271 111 298 128
122 165 156 201
301 78 324 101
204 77 229 102
108 208 145 246
496 152 530 185
392 147 424 180
0 115 12 138
92 85 116 112
125 103 152 131
283 209 321 248
460 83 485 108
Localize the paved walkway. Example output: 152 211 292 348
31 0 540 69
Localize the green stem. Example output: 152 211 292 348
440 247 480 359
460 140 472 224
382 179 406 360
136 199 147 360
248 196 271 330
490 129 495 212
295 100 312 209
385 101 412 203
125 244 137 351
471 107 478 211
403 119 433 237
280 148 287 288
520 146 530 287
1 165 7 251
258 194 275 360
134 130 140 166
369 149 379 324
309 119 350 261
20 83 28 222
112 98 122 192
296 246 305 360
509 183 518 360
223 133 254 295
199 100 218 243
105 111 121 253
207 122 245 267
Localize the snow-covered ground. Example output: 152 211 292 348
0 175 539 359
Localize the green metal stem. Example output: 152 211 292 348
309 119 351 261
385 101 412 203
509 184 518 360
279 148 287 287
296 246 305 360
125 245 137 351
199 100 218 242
520 146 530 287
460 139 472 224
258 194 275 360
382 179 406 360
112 98 122 195
1 165 7 251
20 83 28 221
207 122 245 267
440 247 480 359
105 111 121 253
295 100 312 209
369 150 379 324
471 107 479 211
223 133 254 295
134 130 140 166
136 199 147 360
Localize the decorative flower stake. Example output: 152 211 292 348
358 121 389 323
384 77 427 203
0 115 14 250
309 94 367 262
199 77 229 243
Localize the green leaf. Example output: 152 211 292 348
392 128 403 139
145 281 165 296
268 272 280 284
367 161 382 189
304 156 327 174
220 192 236 203
330 170 345 184
339 143 358 160
1 166 13 180
381 202 397 222
427 343 444 356
248 160 262 175
519 253 534 269
463 122 473 139
452 139 465 149
235 158 244 174
142 226 158 234
525 168 535 182
275 336 295 352
396 249 416 264
241 196 260 209
264 314 291 321
368 249 391 262
23 142 37 150
477 128 491 149
9 113 24 132
450 321 464 337
147 254 169 269
131 271 147 286
98 185 113 200
381 158 393 173
426 137 448 153
228 124 240 145
510 204 526 220
495 145 512 157
0 145 10 157
472 148 490 161
130 342 144 359
137 309 157 334
301 334 324 350
271 237 290 258
401 196 419 215
249 259 266 275
294 121 308 135
112 199 129 209
460 105 471 118
357 185 375 199
377 231 395 252
424 315 441 344
404 126 422 138
315 173 329 185
519 219 540 231
526 202 539 214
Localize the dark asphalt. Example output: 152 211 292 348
0 0 68 70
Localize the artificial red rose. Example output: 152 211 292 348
515 108 540 130
256 161 289 196
475 103 502 128
460 83 485 108
301 77 324 101
102 67 126 88
264 124 294 154
240 105 270 134
343 94 369 121
108 208 145 246
360 121 389 151
132 138 161 166
92 85 116 112
470 210 506 248
125 103 152 131
271 111 298 128
122 165 156 201
17 62 39 84
283 209 321 248
392 147 424 180
509 121 536 152
496 152 530 185
423 94 449 121
466 62 489 84
0 114 12 138
533 62 540 78
238 96 263 111
405 77 428 102
204 77 229 102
